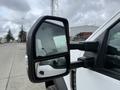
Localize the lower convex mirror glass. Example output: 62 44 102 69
35 57 67 78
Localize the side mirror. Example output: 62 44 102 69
27 16 70 82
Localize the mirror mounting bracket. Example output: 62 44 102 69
70 57 95 69
70 41 99 52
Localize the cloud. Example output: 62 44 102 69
0 16 9 36
0 0 120 37
58 0 120 26
0 0 30 12
0 0 51 37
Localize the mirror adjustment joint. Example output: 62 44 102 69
70 57 94 69
70 60 84 69
78 57 95 68
70 41 99 52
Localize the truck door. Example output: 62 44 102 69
75 15 120 90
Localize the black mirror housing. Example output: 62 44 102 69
27 16 70 83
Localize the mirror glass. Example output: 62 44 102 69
36 20 68 57
35 20 68 78
35 57 66 78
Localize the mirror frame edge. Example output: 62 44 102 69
27 16 70 83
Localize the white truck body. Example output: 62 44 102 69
64 11 120 90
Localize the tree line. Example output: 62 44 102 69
0 25 27 43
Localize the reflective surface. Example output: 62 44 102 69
35 21 68 57
35 57 66 78
35 20 68 78
108 22 120 55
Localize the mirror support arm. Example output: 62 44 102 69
70 60 84 69
70 41 99 52
70 57 95 69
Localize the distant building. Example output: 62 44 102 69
73 32 92 41
70 25 98 36
70 25 98 43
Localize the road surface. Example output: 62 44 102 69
0 43 46 90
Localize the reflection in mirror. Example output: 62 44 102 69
35 20 68 57
35 57 67 78
106 22 120 69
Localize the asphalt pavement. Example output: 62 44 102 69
0 43 46 90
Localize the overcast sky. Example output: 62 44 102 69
0 0 120 38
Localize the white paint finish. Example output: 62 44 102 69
64 74 71 90
64 11 120 90
64 50 84 90
76 68 120 90
70 50 84 62
75 11 120 90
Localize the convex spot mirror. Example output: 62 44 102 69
27 16 70 83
